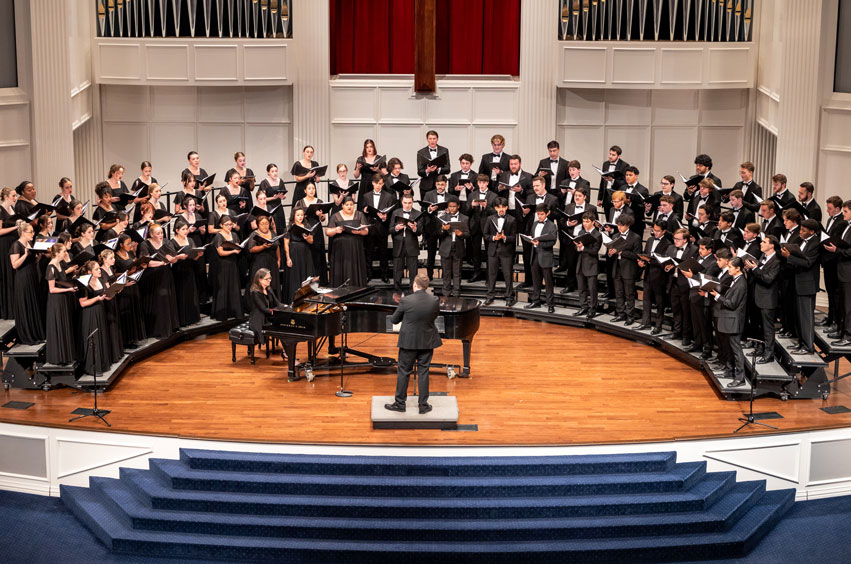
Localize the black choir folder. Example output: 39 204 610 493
425 152 448 169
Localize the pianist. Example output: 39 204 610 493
385 274 443 415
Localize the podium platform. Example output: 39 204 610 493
371 395 459 430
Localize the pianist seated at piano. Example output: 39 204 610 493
249 268 284 351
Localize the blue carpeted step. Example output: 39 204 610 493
180 448 677 477
91 476 766 542
62 485 797 564
120 467 735 519
148 457 706 497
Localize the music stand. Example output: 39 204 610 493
335 306 353 397
69 329 111 427
734 339 776 433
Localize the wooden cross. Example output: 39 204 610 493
414 0 436 93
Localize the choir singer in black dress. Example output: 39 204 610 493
384 274 443 415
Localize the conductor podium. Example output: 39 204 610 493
371 395 459 430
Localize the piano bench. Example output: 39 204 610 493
229 323 257 365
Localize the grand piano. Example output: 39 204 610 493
265 281 481 382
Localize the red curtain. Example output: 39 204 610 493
330 0 520 76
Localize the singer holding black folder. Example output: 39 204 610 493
10 221 45 344
284 207 317 303
290 145 321 204
416 130 451 199
325 196 369 288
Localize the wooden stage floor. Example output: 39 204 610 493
3 316 851 446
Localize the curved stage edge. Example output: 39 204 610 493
1 288 850 503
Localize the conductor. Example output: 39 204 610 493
384 274 443 414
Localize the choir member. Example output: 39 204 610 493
132 202 155 232
211 216 244 321
636 219 672 333
422 176 451 280
536 140 570 198
798 182 822 222
603 190 634 295
709 257 747 386
45 243 77 365
173 170 198 216
825 201 851 346
206 193 231 297
416 130 451 199
728 190 755 231
498 155 533 217
464 174 497 282
290 145 320 205
258 163 289 208
130 160 157 196
169 219 202 327
690 205 717 240
597 145 628 214
389 193 421 293
559 160 591 210
437 197 469 298
354 139 388 201
449 154 476 198
181 150 210 187
71 221 96 257
325 196 369 288
248 268 283 348
98 249 125 360
520 177 558 286
105 164 129 208
648 195 680 234
645 175 684 220
60 198 84 237
778 208 802 338
296 182 328 285
138 223 181 337
483 197 516 306
77 260 118 374
707 248 734 370
14 180 38 218
9 221 45 343
559 186 596 292
54 177 75 226
781 219 821 354
733 161 763 212
682 238 720 358
522 204 557 312
692 154 723 193
759 200 784 239
93 182 119 235
360 174 396 282
284 207 317 302
35 214 53 241
621 167 648 237
248 214 281 300
822 196 847 332
744 235 781 363
479 134 510 192
770 174 795 208
384 158 412 200
221 170 251 216
330 163 357 211
208 193 232 235
572 211 602 318
664 228 698 346
686 178 721 221
177 194 208 304
713 212 743 250
226 151 255 192
609 214 642 325
114 233 147 347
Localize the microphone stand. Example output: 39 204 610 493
69 329 111 427
335 304 352 398
734 338 775 433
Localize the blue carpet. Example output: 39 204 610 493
51 450 797 563
2 488 851 564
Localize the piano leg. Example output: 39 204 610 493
284 340 300 382
460 337 473 378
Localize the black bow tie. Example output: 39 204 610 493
550 160 559 163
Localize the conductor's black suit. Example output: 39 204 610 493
392 289 443 408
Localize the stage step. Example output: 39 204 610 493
146 457 707 498
179 449 677 476
118 466 737 519
61 464 795 564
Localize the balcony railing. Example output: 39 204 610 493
558 0 753 41
95 0 292 38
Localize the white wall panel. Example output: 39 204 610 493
660 48 703 85
198 87 246 122
101 85 293 193
611 48 656 84
243 45 288 81
561 47 607 83
99 43 143 79
102 122 151 170
426 89 471 124
146 44 191 80
151 87 197 121
195 46 240 81
0 146 33 190
557 88 748 188
698 127 745 183
651 90 699 126
102 85 150 122
605 90 652 125
330 124 379 172
472 89 518 124
378 88 422 123
651 127 699 184
331 88 378 123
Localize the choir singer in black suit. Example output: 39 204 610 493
781 219 821 354
483 198 516 306
824 200 851 346
524 204 558 313
385 274 443 415
416 130 451 199
389 194 421 293
709 257 748 387
744 235 781 364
